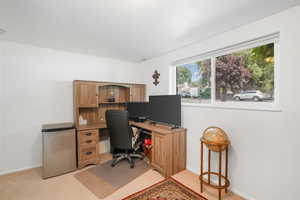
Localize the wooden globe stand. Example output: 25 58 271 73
200 138 230 200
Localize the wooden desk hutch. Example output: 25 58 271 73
73 80 186 177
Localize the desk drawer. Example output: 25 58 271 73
79 146 97 162
78 129 98 144
79 139 97 148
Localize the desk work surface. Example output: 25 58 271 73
76 123 107 131
130 121 186 134
76 121 185 134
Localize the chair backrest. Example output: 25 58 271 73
106 110 132 150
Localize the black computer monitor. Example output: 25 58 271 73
127 102 150 120
149 95 181 126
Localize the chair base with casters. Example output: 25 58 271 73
111 151 144 168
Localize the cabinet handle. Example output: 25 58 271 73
85 152 92 155
86 140 92 144
85 132 92 136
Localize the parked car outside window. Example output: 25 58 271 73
233 90 271 101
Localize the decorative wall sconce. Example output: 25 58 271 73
152 70 160 86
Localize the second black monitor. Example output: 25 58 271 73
127 102 150 120
149 95 181 126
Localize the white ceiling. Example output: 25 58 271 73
0 0 300 62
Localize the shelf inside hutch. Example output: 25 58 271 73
78 107 100 125
98 85 130 104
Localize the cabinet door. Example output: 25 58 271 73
130 85 146 102
151 132 172 177
76 83 98 107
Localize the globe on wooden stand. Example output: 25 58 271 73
199 127 230 200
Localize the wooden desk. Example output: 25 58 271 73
130 121 178 134
131 121 187 177
76 123 106 131
73 80 146 169
76 121 187 177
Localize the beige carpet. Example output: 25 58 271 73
0 154 244 200
0 169 244 200
74 160 150 199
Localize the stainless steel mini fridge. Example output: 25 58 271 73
42 122 77 179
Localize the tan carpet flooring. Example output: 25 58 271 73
74 160 150 199
0 157 244 200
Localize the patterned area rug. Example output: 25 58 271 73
122 177 207 200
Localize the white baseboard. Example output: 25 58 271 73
187 167 256 200
230 188 256 200
0 164 41 176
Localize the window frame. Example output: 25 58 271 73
171 33 281 112
174 56 213 104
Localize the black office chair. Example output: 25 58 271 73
105 110 144 168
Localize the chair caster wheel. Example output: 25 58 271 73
111 164 115 167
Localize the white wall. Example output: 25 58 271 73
0 45 4 168
0 46 3 127
0 41 146 175
142 6 300 200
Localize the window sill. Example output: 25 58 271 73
181 102 282 112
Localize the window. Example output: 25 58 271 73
216 43 274 102
176 59 211 103
174 34 278 110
